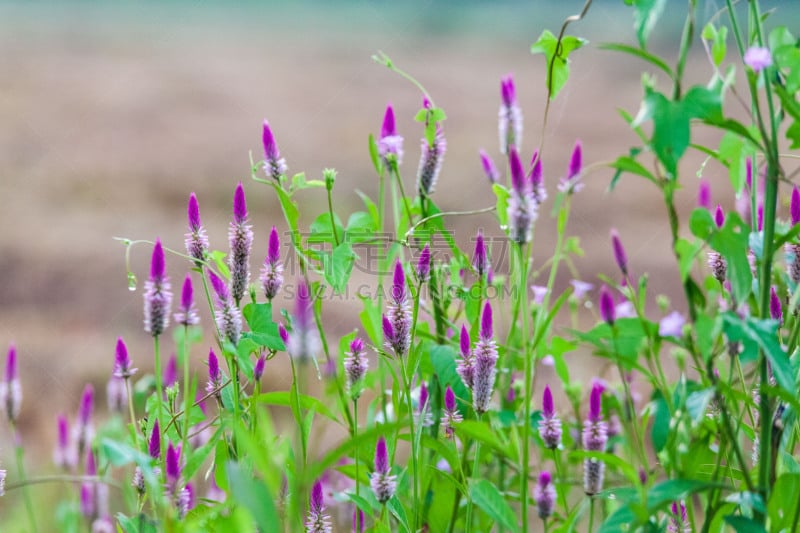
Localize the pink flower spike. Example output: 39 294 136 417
567 140 582 180
459 325 470 357
698 180 711 209
792 187 800 226
610 228 628 276
714 205 725 229
480 302 493 340
599 285 616 326
509 147 526 194
479 149 500 184
381 104 396 138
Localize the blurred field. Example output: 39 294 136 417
0 0 795 527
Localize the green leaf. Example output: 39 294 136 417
702 23 728 66
690 209 752 303
530 30 587 99
309 212 345 244
646 479 716 511
455 420 507 456
242 303 285 351
607 153 657 187
117 513 158 533
492 183 510 228
368 133 383 175
270 181 300 234
626 0 666 48
724 515 768 533
388 497 411 533
226 461 279 531
322 242 357 294
650 392 670 453
721 313 793 394
469 479 519 532
291 172 325 190
675 238 703 282
768 474 800 530
256 391 339 423
208 250 230 279
598 42 673 78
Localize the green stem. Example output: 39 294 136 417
673 0 697 100
124 377 138 444
399 358 420 530
354 399 361 532
588 497 596 533
552 448 570 515
153 335 165 459
181 325 191 464
465 413 483 533
391 165 414 229
288 356 307 530
326 186 340 247
519 244 532 532
11 426 37 533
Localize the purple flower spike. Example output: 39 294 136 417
370 437 397 504
746 157 754 190
770 286 783 325
558 140 585 194
669 501 690 533
698 180 711 209
353 509 366 533
509 147 526 194
416 124 446 196
206 349 223 397
175 274 200 327
508 146 536 244
568 140 582 180
472 303 499 414
306 480 331 533
599 285 616 326
262 120 288 180
185 193 209 264
473 231 490 278
459 324 470 357
208 271 242 345
144 239 172 337
758 203 765 231
417 244 431 283
79 384 94 426
416 381 433 427
791 187 800 226
381 104 396 139
166 442 182 493
209 271 229 303
444 385 457 412
533 471 556 520
149 419 161 459
499 74 523 154
228 183 254 306
233 182 247 224
714 205 725 229
457 325 475 390
441 385 463 438
582 382 608 495
288 281 320 363
385 262 412 357
382 315 394 342
479 149 500 184
344 337 368 397
54 414 74 470
378 103 404 166
113 337 136 379
261 228 284 301
744 46 772 72
1 344 21 423
72 384 95 460
588 382 603 422
268 226 281 264
539 385 562 449
610 228 628 276
188 193 201 231
279 323 289 345
163 353 178 389
254 353 266 382
529 150 547 205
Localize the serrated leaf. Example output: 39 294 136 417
469 479 519 532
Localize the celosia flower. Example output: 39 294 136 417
479 149 500 184
54 414 75 470
134 419 161 494
174 274 200 327
163 353 178 390
80 450 98 519
353 508 366 533
208 270 242 345
582 382 608 495
260 226 284 301
1 344 22 423
533 471 556 520
610 228 628 276
785 243 800 287
279 323 289 345
344 337 368 398
305 479 332 533
599 285 616 326
378 104 404 167
416 382 433 428
384 262 412 357
254 352 266 382
698 180 711 209
177 483 193 519
143 239 172 337
262 119 288 180
558 140 584 194
106 375 126 414
507 147 536 245
529 150 547 205
416 243 431 283
668 501 691 532
498 74 523 154
473 231 489 278
456 324 474 390
113 337 137 379
770 286 783 325
441 385 462 438
288 281 320 363
166 442 184 510
538 385 562 449
228 182 254 306
472 303 499 414
206 349 223 397
185 193 208 264
370 437 397 504
416 122 446 196
659 311 686 338
74 384 95 461
744 46 772 73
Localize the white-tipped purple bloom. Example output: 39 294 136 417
370 437 397 504
479 149 500 184
668 501 691 532
785 189 800 287
144 239 172 337
529 150 547 205
610 228 628 276
384 262 412 357
416 243 431 283
262 120 288 180
558 140 584 194
698 180 711 209
288 281 320 363
378 104 404 167
305 479 332 533
441 385 462 439
533 471 556 520
163 353 178 390
582 382 608 495
507 147 536 245
344 337 368 398
456 324 474 390
113 337 137 379
538 385 562 449
473 231 489 278
165 442 183 509
1 345 22 424
416 125 446 196
185 193 209 264
54 414 75 470
260 226 284 301
80 450 98 520
472 303 499 414
599 285 616 326
744 46 772 73
659 311 686 338
208 270 242 345
74 384 95 461
206 349 223 398
771 286 783 325
254 352 266 382
415 382 433 428
498 74 523 154
228 183 254 306
174 274 200 327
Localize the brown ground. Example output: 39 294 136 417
0 0 785 528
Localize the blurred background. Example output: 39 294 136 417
0 0 796 527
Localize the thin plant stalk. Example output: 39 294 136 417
288 355 307 530
11 425 37 533
353 399 361 532
518 243 533 531
153 335 165 459
181 324 192 463
464 412 483 533
399 358 420 530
